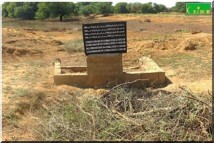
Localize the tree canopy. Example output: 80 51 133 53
14 3 38 20
141 2 156 13
2 2 187 21
114 2 129 14
35 2 75 21
78 4 95 17
129 2 143 13
94 2 113 16
170 2 186 13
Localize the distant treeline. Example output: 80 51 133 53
2 2 186 21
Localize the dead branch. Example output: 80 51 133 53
179 86 195 97
128 107 174 117
199 120 209 136
182 95 211 107
111 109 141 126
70 100 96 140
102 79 149 98
179 86 211 107
208 90 212 96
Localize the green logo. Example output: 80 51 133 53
186 2 211 15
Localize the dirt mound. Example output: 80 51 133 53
180 41 198 50
2 88 47 128
191 30 201 34
52 40 64 46
3 45 43 57
176 34 211 50
134 38 178 52
144 18 151 22
5 38 42 44
23 28 39 34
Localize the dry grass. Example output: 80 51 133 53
2 17 82 30
33 87 211 141
154 52 211 80
64 40 84 53
3 89 46 134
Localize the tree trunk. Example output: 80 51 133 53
60 15 63 22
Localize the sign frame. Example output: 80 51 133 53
82 21 127 56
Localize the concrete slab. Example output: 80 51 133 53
54 73 88 87
54 55 166 88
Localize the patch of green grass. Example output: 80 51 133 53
155 52 207 79
27 61 44 68
11 136 18 141
155 53 198 68
14 64 21 69
13 88 31 97
3 109 19 128
23 70 37 82
131 37 144 42
23 62 43 82
64 40 84 53
4 85 12 94
148 33 162 41
3 110 18 122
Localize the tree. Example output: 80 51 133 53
14 3 38 19
6 2 24 18
75 2 92 15
171 2 186 13
35 3 50 20
129 3 143 13
36 2 75 21
114 2 129 14
78 4 95 17
141 3 157 13
94 2 113 16
2 2 10 17
153 3 168 13
126 3 132 13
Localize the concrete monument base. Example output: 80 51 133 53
54 54 166 88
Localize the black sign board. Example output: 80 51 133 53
82 21 127 55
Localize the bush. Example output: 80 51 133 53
78 5 94 17
141 3 157 13
36 2 75 21
6 3 19 18
2 2 9 17
94 2 113 16
34 87 211 141
129 2 143 13
14 4 36 20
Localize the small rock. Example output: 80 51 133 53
174 29 182 32
184 42 197 50
191 30 201 34
144 18 151 22
53 40 63 45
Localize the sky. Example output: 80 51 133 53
1 0 213 8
